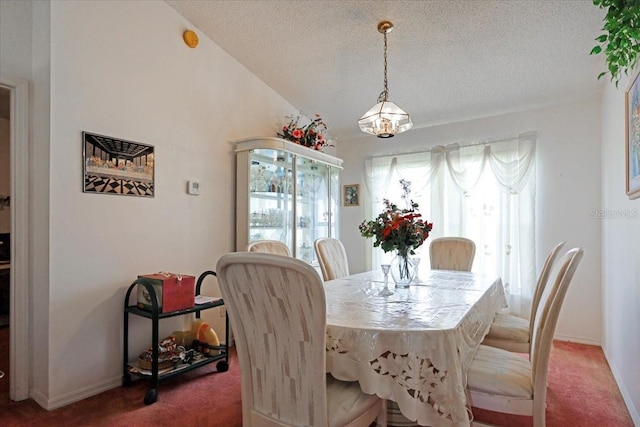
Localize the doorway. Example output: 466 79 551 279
0 77 30 401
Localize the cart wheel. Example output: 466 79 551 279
144 388 158 405
216 360 229 372
122 374 132 387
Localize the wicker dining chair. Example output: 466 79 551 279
429 237 476 271
216 252 387 427
467 247 584 427
246 239 291 257
482 241 567 353
314 237 350 281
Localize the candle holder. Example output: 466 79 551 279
412 257 423 284
378 264 393 296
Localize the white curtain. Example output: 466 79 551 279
363 132 537 317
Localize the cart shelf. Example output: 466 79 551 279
122 270 229 405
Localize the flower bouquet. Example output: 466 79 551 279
277 113 334 151
359 180 433 286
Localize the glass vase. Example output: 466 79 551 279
390 251 416 288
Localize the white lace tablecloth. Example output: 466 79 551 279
324 269 507 427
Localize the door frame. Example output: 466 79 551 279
0 74 30 401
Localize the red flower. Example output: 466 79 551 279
359 197 433 255
292 129 303 139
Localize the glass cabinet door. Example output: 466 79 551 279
236 137 343 264
295 158 330 265
329 166 340 239
248 148 294 250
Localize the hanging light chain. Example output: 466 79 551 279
358 20 412 138
378 29 389 103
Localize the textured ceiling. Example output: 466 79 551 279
166 0 607 141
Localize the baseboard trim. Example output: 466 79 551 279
34 375 122 411
29 388 49 410
27 345 236 411
553 333 601 346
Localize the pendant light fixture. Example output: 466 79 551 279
358 21 412 138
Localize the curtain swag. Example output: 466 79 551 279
364 131 536 199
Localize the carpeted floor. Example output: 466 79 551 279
471 341 634 427
0 326 634 426
0 326 241 427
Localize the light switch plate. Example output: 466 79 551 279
187 180 200 195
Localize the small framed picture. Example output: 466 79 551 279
625 67 640 199
343 184 360 207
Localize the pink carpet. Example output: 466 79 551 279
0 327 634 426
0 326 242 427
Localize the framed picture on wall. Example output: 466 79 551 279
343 184 360 207
82 131 155 197
625 68 640 199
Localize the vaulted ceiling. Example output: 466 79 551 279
166 0 608 141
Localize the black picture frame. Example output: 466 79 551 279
82 131 155 197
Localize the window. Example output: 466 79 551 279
364 132 537 316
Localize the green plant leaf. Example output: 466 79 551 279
592 0 640 85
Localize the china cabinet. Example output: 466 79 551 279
235 137 343 267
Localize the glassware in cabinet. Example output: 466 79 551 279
235 137 343 268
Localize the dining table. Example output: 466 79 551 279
324 268 507 427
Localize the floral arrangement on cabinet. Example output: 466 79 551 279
359 180 433 285
277 113 334 151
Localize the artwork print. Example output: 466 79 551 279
83 132 155 197
343 184 360 207
626 70 640 199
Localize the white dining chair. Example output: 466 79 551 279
482 241 566 353
216 252 387 427
467 247 584 427
429 237 476 271
246 239 291 257
314 237 350 281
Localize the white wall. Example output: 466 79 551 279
600 75 640 423
338 98 603 345
5 0 300 409
0 0 32 79
31 0 53 401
